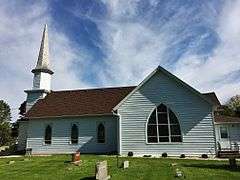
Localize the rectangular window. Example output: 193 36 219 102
220 127 228 139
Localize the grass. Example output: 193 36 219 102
0 155 240 180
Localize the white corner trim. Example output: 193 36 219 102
118 113 122 155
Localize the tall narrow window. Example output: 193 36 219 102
147 104 182 143
71 124 79 144
97 123 105 143
220 127 228 139
44 125 52 144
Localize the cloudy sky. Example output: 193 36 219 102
0 0 240 121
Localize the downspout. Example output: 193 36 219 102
112 110 121 155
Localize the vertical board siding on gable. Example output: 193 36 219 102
118 71 215 156
26 116 117 154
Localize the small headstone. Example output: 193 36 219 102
72 151 80 162
71 151 81 165
175 168 183 177
123 161 129 169
8 160 15 165
95 161 110 180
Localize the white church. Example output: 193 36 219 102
17 25 240 156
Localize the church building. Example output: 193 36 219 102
18 25 222 156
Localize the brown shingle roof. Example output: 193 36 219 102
25 84 220 119
25 86 136 118
215 115 240 123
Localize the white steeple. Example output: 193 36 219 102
31 24 54 91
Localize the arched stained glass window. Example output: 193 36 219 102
44 125 52 144
97 123 105 143
71 124 79 144
147 104 182 143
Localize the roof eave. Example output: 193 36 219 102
25 113 116 120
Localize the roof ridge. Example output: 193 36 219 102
202 92 215 94
51 85 137 93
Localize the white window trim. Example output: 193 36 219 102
219 126 229 139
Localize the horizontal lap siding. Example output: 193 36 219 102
119 71 215 156
27 116 117 154
17 122 28 151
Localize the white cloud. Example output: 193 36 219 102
1 0 240 121
97 0 240 104
175 0 240 102
0 1 88 121
98 21 166 86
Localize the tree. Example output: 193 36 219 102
221 95 240 117
0 100 12 146
0 100 11 123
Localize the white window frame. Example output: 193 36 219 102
146 104 182 144
219 126 229 139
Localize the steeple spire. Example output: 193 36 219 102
32 24 53 75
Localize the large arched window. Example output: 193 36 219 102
71 124 79 144
147 104 182 143
44 125 52 144
97 123 105 143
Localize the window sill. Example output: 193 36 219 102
145 142 183 145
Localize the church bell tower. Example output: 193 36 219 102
32 24 54 90
25 24 54 111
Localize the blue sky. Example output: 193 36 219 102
0 0 240 120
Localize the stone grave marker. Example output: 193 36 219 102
175 168 183 178
95 160 110 180
123 161 129 169
71 151 81 165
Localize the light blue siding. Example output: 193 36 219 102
17 121 28 151
118 70 215 156
26 115 118 154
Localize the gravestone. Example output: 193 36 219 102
123 161 129 169
95 161 110 180
175 168 183 177
71 151 81 165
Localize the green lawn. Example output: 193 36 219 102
0 155 240 180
